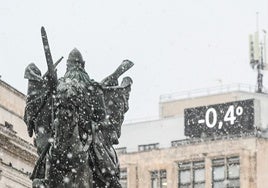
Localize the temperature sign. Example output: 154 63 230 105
184 99 255 137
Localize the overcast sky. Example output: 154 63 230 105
0 0 268 121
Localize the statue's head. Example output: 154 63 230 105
24 63 42 81
67 48 85 70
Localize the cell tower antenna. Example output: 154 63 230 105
249 12 266 93
256 12 259 32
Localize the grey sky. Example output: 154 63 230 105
0 0 267 120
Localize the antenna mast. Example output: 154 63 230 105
249 12 266 93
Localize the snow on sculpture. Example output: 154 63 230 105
24 27 133 188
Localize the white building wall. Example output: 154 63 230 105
117 116 185 152
0 80 36 188
0 80 32 143
0 108 31 143
0 161 32 188
118 90 268 152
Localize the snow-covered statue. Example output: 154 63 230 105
24 27 133 188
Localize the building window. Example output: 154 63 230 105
150 169 167 188
138 143 159 152
120 168 127 188
151 170 158 188
178 160 205 188
193 161 205 188
227 157 240 188
160 170 167 188
212 156 240 188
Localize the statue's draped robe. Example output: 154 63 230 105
24 63 53 179
46 66 106 187
89 77 132 187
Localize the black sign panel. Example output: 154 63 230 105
184 99 255 137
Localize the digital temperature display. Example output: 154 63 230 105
184 99 255 137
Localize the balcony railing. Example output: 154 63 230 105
160 83 267 102
171 132 258 147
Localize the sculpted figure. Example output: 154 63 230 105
24 26 133 188
24 63 53 180
89 67 133 187
46 48 105 187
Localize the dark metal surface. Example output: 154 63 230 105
24 27 133 188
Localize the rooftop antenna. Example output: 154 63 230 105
256 12 259 32
249 12 266 93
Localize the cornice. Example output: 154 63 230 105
0 80 26 99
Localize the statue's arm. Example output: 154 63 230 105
90 81 107 123
24 63 51 137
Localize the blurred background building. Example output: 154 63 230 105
0 80 36 188
1 79 268 188
117 84 268 188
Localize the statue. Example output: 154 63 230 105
24 27 133 188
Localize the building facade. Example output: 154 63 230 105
1 80 268 188
117 84 268 188
0 80 36 188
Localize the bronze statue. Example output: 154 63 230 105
24 27 133 188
